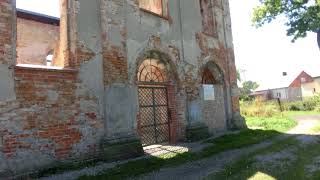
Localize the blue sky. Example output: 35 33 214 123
16 0 320 90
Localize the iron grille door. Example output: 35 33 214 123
138 86 170 146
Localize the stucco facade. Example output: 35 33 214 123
0 0 245 177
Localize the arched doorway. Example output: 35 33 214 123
201 62 228 133
137 58 171 146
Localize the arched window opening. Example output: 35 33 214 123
137 59 167 83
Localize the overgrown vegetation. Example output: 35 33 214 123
240 94 320 118
283 94 320 112
240 98 282 117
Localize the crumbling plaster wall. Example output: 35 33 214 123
0 0 105 175
0 0 243 176
101 0 243 140
0 0 16 102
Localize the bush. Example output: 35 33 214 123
240 98 281 118
283 94 320 111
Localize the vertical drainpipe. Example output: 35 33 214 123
221 0 233 129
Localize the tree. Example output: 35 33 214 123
252 0 320 48
240 81 260 101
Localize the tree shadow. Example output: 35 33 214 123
209 131 320 180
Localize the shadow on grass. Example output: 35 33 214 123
78 129 284 180
207 133 320 180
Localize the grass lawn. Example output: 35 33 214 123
78 113 298 180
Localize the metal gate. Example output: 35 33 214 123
138 86 170 146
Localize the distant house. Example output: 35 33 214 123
289 71 314 88
301 76 320 98
250 90 270 101
251 71 319 101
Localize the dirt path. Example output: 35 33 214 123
138 115 320 180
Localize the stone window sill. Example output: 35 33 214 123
15 64 78 73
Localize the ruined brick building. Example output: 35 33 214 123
0 0 245 176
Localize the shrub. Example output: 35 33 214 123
240 98 281 118
283 94 320 111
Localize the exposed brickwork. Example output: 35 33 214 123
2 66 105 160
167 84 178 144
0 0 244 176
16 17 59 65
101 0 129 86
15 67 78 107
102 46 128 85
0 0 14 65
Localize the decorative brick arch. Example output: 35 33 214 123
201 61 225 85
134 49 180 86
135 50 179 145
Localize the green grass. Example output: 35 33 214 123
208 137 298 180
310 123 320 133
79 130 282 180
246 115 298 132
208 134 320 180
79 115 298 180
284 111 320 117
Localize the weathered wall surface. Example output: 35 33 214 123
0 0 105 176
16 18 59 65
0 0 245 176
0 0 16 102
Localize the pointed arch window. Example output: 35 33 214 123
202 68 216 84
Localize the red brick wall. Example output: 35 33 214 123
289 71 314 88
167 84 178 143
0 0 14 65
15 66 77 107
0 66 104 161
16 18 59 65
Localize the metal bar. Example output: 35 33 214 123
151 87 158 144
140 122 170 128
140 104 168 108
138 82 168 86
165 87 171 143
